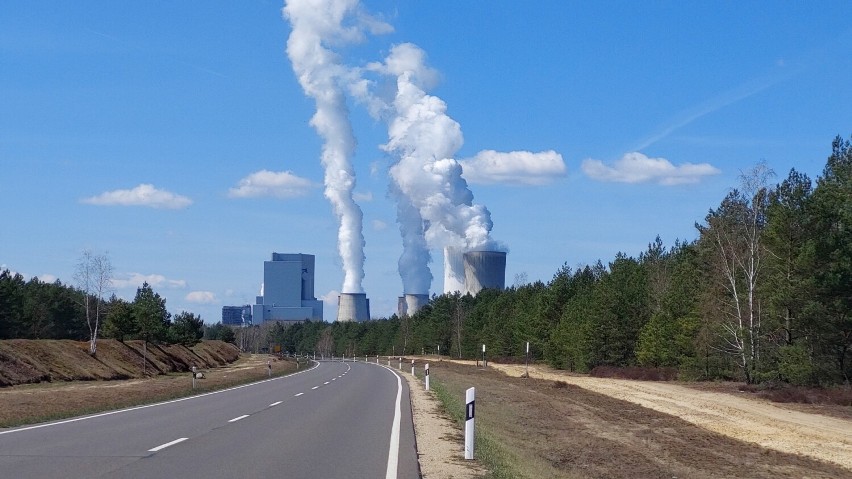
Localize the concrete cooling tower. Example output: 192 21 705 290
404 293 429 316
463 251 506 296
443 246 466 294
337 293 370 322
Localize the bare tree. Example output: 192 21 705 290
74 250 114 356
699 162 774 383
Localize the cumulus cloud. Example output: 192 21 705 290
228 170 315 199
459 150 566 186
81 184 192 209
111 273 187 290
185 291 217 304
371 219 388 231
581 152 720 185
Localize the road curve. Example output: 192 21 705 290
0 360 419 478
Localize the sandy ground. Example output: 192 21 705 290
476 360 852 471
401 365 487 478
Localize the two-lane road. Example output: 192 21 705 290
0 360 419 478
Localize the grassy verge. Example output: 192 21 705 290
0 357 308 428
429 378 522 479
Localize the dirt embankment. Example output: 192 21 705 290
0 339 239 387
478 361 852 473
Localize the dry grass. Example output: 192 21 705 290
0 340 299 428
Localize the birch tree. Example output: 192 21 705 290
698 162 774 383
74 250 113 356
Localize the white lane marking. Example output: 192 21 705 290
311 386 319 390
228 415 250 423
324 381 330 385
385 367 403 479
331 378 336 381
294 393 304 397
269 401 283 407
148 437 188 452
0 361 322 436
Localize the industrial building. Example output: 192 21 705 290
221 305 252 326
250 253 323 323
443 247 507 296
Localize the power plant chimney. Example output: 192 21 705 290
404 293 429 316
443 246 465 294
463 251 506 296
337 293 370 322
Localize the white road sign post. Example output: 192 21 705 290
465 387 475 460
425 363 430 391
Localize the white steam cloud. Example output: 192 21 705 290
582 152 721 185
283 0 390 294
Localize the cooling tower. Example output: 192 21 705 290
337 293 370 322
443 246 466 294
463 251 506 296
404 293 429 316
397 296 407 318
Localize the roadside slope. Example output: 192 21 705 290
483 361 852 471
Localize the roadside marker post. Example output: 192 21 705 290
267 359 272 378
399 357 402 370
525 341 530 378
465 387 475 459
411 359 415 376
388 356 391 366
191 366 196 389
425 363 430 391
482 344 487 368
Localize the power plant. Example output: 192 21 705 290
443 247 507 297
337 292 371 322
463 250 507 295
397 293 429 317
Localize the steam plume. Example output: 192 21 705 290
283 0 390 293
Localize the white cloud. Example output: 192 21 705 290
371 219 388 231
111 272 187 290
459 150 566 185
185 291 217 304
581 152 721 185
81 184 192 209
353 191 373 202
36 274 58 283
228 170 315 199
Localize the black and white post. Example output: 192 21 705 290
465 387 475 459
411 359 415 376
525 341 530 378
425 363 430 391
481 344 486 368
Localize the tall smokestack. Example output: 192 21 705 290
337 293 370 322
463 251 506 296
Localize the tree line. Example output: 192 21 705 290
268 135 851 386
2 135 849 385
0 273 205 349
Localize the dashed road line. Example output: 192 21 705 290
295 392 304 397
270 401 282 407
149 437 188 452
311 386 319 390
228 415 250 423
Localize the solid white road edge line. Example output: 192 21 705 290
228 415 250 423
148 437 188 452
0 361 321 436
385 367 403 479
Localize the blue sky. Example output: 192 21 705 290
2 1 851 323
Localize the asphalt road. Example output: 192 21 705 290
0 360 419 478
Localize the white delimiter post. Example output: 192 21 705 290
425 363 430 391
464 387 475 459
411 359 415 375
